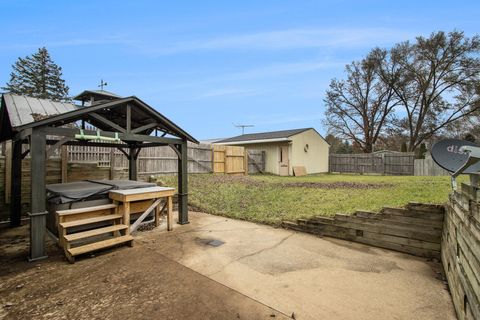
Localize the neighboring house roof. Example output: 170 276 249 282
200 138 227 144
1 93 77 127
216 128 324 145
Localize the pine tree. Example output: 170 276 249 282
416 143 427 159
2 47 69 101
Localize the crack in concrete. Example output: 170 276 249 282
207 233 294 277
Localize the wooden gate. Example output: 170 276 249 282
213 145 247 175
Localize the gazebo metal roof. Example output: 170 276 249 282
0 94 198 143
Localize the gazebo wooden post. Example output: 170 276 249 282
177 140 189 224
128 146 138 181
9 138 22 227
29 128 48 261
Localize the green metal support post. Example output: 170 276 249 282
9 139 22 227
128 147 138 181
177 141 189 224
29 128 48 261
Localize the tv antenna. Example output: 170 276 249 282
234 124 254 135
431 139 480 189
98 79 108 90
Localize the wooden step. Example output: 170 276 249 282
60 214 123 228
64 224 128 242
68 235 134 256
57 204 117 216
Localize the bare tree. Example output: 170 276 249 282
373 31 480 151
324 54 399 153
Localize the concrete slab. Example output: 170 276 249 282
0 225 289 320
139 212 456 320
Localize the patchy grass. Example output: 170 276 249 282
157 173 461 226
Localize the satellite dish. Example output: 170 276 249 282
431 139 480 174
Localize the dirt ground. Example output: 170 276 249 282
0 211 456 320
0 223 289 320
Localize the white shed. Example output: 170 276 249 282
215 128 329 176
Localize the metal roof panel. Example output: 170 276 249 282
2 94 77 127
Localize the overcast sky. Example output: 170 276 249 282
0 1 479 140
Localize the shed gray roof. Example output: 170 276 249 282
2 94 77 127
216 128 312 144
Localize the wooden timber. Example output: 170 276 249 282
441 181 480 320
283 202 445 259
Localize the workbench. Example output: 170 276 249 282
109 186 176 234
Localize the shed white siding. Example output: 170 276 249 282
289 129 329 174
242 142 287 175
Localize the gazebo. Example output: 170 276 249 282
0 90 198 261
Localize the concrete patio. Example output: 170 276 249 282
0 211 456 320
139 212 456 320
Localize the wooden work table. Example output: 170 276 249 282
109 186 176 233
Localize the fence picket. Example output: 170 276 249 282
329 153 415 175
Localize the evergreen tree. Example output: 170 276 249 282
2 47 69 101
416 143 427 159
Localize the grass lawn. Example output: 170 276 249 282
157 173 461 226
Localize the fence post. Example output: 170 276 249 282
61 146 68 183
5 140 11 204
109 148 115 180
244 149 248 175
224 147 229 175
383 154 387 175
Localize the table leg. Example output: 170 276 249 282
167 195 173 231
123 201 131 235
155 199 161 227
113 200 120 237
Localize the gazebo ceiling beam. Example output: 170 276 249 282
89 113 126 133
42 127 183 145
45 139 128 149
131 122 159 134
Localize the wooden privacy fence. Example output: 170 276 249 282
213 145 247 175
329 153 415 175
0 144 265 220
414 157 450 176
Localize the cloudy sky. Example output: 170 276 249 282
0 1 479 139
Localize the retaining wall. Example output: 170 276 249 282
282 202 445 259
283 191 480 320
443 182 480 320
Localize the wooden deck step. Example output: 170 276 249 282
64 224 128 242
57 204 117 216
60 214 123 228
68 235 134 257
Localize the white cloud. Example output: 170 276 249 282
228 60 344 79
248 112 325 126
1 27 415 55
143 27 415 55
199 88 259 98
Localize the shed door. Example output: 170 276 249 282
279 146 289 176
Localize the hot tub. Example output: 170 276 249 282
46 180 157 235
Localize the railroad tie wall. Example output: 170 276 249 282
442 182 480 320
282 202 445 259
